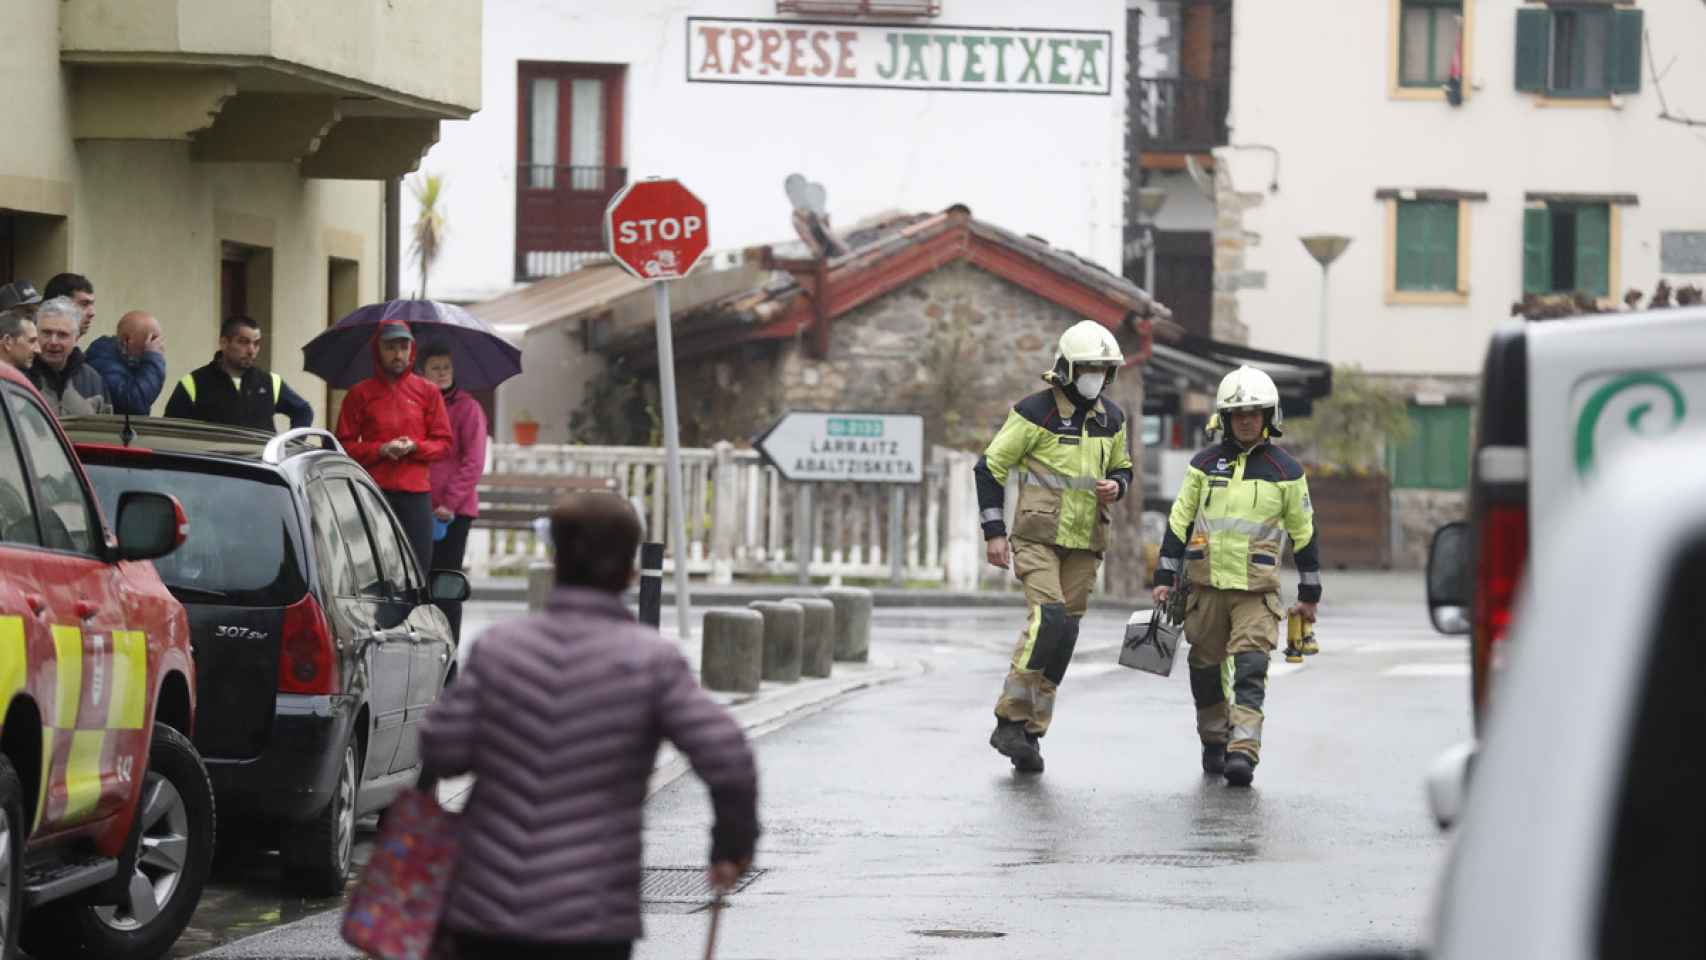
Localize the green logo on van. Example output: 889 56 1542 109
1574 372 1688 475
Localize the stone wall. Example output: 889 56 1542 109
1392 489 1467 570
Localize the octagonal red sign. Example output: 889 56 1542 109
603 179 710 281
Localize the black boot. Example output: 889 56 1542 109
1201 743 1227 775
1223 751 1255 787
989 719 1043 772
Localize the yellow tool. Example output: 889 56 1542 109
1299 618 1320 656
1283 610 1305 663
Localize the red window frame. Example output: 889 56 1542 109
515 61 625 184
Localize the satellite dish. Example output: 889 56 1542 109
784 173 812 211
805 182 828 216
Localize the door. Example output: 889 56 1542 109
4 387 132 828
350 482 442 774
0 397 49 829
1153 231 1214 338
322 478 411 780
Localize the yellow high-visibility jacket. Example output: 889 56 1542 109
1157 438 1322 602
973 386 1135 553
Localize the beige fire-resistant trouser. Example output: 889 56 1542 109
1184 586 1283 762
993 537 1100 736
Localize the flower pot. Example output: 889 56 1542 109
513 421 540 446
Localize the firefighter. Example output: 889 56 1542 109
975 320 1134 773
1152 365 1321 787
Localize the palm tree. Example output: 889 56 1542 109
409 173 447 299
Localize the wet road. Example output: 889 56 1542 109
639 583 1466 959
175 575 1469 958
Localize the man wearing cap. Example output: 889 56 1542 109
335 320 454 574
0 281 41 314
164 315 314 431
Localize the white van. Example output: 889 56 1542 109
1426 305 1706 741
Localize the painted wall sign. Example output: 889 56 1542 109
686 17 1113 95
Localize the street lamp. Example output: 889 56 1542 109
1300 234 1352 362
1138 187 1169 294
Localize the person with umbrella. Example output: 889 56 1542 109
335 320 453 574
419 341 487 641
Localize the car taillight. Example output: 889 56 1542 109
1471 502 1528 714
278 593 338 695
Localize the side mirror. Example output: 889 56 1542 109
1426 521 1471 635
429 570 471 604
116 491 186 562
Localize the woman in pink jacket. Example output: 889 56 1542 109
420 343 488 639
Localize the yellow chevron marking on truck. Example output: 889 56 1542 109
108 630 147 731
63 730 104 821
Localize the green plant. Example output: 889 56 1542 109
1282 365 1411 472
568 367 657 445
409 173 447 300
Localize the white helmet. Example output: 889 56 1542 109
1209 365 1283 436
1045 320 1123 386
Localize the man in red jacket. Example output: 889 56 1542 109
336 321 454 574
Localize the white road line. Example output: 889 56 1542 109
1384 663 1470 678
1350 640 1470 655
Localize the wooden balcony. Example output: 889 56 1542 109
515 165 627 282
1138 77 1230 156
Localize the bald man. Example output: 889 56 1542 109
85 309 167 415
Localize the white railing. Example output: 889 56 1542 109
466 442 1020 591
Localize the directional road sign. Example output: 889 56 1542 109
753 412 924 484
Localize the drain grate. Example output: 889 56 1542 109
913 930 1007 940
640 866 765 913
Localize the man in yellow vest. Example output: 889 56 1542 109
975 320 1134 774
1153 365 1321 787
164 316 313 433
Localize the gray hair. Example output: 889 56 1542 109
34 296 81 333
0 308 32 340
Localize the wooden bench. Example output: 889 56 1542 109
474 473 622 532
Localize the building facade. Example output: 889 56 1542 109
2 0 481 423
401 0 1130 304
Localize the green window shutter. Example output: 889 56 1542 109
1396 203 1426 291
1610 8 1644 94
1392 408 1429 488
1396 201 1458 292
1431 202 1459 291
1523 205 1553 294
1575 204 1611 297
1515 7 1551 93
1395 405 1471 490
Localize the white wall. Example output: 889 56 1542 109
405 0 1128 304
1225 0 1706 376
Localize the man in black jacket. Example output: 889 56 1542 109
164 316 313 433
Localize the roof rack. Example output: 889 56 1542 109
262 428 345 465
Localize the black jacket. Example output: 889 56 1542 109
29 349 112 417
163 356 313 433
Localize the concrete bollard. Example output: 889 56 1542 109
784 597 836 678
748 601 804 683
700 609 764 693
821 587 874 662
526 561 554 612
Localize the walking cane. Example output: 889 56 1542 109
704 891 726 960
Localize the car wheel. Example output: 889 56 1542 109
281 740 359 896
23 724 215 960
0 757 26 959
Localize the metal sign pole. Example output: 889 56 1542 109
653 281 693 640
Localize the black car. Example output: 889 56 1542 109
63 416 468 895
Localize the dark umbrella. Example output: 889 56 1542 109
303 299 522 390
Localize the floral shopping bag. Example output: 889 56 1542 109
341 786 460 960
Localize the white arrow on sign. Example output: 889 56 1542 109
753 412 924 484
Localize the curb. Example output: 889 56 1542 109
472 580 1144 611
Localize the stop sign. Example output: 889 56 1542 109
603 179 710 281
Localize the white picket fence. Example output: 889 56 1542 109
465 442 1023 591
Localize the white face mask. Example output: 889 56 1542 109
1075 370 1107 400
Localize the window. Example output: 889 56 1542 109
306 481 355 597
1524 202 1611 296
1400 0 1461 87
0 406 39 547
519 63 623 192
352 483 417 596
1391 403 1471 490
1396 201 1460 292
5 391 97 553
325 479 381 597
84 464 309 607
1515 4 1643 99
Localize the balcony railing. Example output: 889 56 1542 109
515 164 627 282
1137 78 1229 154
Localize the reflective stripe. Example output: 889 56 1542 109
980 508 1005 524
52 625 81 728
0 616 24 701
271 372 282 404
179 373 197 403
1158 556 1181 572
1199 516 1285 542
1019 469 1100 492
108 630 148 731
1299 570 1321 587
63 731 104 820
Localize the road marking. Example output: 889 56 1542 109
1384 663 1470 678
1350 640 1467 655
